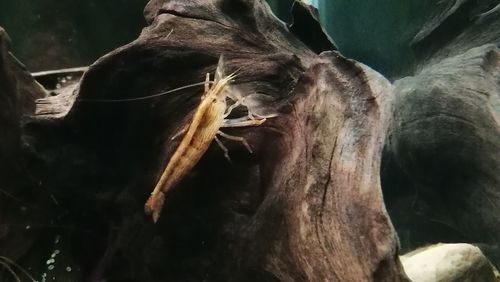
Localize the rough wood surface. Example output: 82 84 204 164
229 52 403 281
1 1 407 281
384 44 500 267
0 27 46 167
382 0 500 268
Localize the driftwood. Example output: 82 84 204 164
384 44 500 266
0 1 408 281
382 0 500 268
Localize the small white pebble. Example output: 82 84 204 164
25 225 31 230
46 259 55 265
66 266 72 272
48 265 54 270
54 249 60 255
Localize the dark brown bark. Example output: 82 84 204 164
383 44 500 267
382 0 500 268
0 27 46 169
1 1 407 281
229 52 403 281
0 26 54 281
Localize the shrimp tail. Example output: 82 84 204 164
145 192 166 223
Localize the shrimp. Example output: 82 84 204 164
145 56 271 222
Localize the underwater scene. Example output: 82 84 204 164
0 0 499 281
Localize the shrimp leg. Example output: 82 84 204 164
217 130 253 153
223 100 242 118
221 116 266 128
214 136 231 161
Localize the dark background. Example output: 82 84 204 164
0 0 148 71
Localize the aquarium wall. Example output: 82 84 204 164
316 0 433 76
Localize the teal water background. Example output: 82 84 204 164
267 0 432 76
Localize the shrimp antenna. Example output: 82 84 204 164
78 54 234 103
78 80 214 103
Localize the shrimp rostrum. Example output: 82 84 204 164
145 56 276 222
